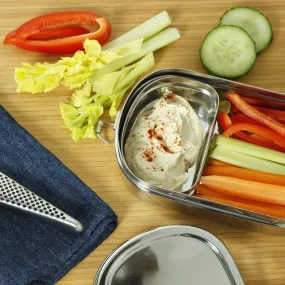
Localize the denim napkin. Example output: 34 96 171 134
0 105 118 285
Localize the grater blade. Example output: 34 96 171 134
0 172 83 232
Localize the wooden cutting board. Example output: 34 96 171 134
1 0 285 284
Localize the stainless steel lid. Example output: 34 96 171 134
94 225 244 285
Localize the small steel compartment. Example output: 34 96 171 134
120 77 219 191
113 68 285 233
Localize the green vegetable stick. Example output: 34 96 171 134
209 146 285 175
215 136 285 165
93 27 180 81
103 11 172 50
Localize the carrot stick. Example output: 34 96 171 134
201 175 285 206
195 183 229 198
203 166 285 186
208 160 232 167
194 193 285 219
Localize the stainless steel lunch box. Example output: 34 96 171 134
97 68 285 233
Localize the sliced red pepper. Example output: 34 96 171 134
218 112 232 130
223 122 285 150
226 91 285 137
231 113 263 126
241 96 285 109
218 112 284 151
11 18 111 54
3 26 90 44
14 11 109 42
255 107 285 124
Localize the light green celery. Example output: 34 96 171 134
109 81 136 119
60 81 104 142
93 53 155 95
70 81 93 107
103 11 172 50
15 39 143 95
100 38 143 63
113 53 154 93
209 146 285 175
216 136 285 165
218 100 231 114
93 28 180 81
93 53 154 118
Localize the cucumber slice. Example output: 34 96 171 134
200 26 256 79
220 7 273 53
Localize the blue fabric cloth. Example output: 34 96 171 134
0 105 118 285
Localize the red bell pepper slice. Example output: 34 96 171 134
3 26 90 44
230 113 263 126
14 11 110 42
226 91 285 137
223 122 285 149
218 112 284 151
218 112 232 130
255 107 285 124
11 18 111 54
241 96 285 109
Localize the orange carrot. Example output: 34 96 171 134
203 166 285 186
201 175 285 206
208 160 232 167
196 184 228 198
194 193 285 219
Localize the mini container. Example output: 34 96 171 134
94 225 245 285
97 69 285 233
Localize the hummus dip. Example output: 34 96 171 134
124 90 203 191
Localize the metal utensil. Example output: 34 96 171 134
0 172 83 232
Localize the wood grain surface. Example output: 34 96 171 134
1 0 285 284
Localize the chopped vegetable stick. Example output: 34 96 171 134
231 113 262 125
103 11 172 49
216 135 285 164
248 134 285 152
209 145 285 175
226 91 285 137
223 122 285 149
242 96 285 109
208 160 232 166
203 166 285 186
218 112 282 150
195 194 285 219
201 175 285 206
196 184 229 198
93 27 180 81
255 107 285 124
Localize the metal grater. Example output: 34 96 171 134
0 172 83 232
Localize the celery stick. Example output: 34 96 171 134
114 53 155 93
93 28 180 81
209 146 285 175
216 136 285 165
103 11 172 50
